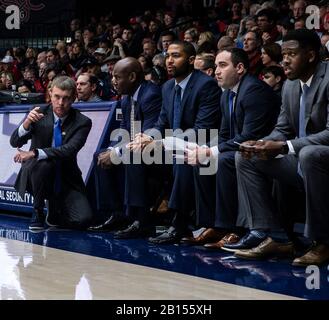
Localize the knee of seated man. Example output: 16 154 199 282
299 145 321 168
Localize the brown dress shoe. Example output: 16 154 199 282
235 237 295 260
180 228 226 245
204 233 240 249
292 244 329 266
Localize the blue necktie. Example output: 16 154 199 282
173 85 182 131
298 84 309 177
54 119 62 193
229 90 236 139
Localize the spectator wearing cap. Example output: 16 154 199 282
76 73 102 103
83 57 114 101
103 53 121 78
94 48 107 64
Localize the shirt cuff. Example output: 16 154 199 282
37 149 48 160
210 146 219 158
287 141 295 155
18 124 30 138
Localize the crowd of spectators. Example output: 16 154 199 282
0 0 328 105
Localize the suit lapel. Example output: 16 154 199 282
180 72 195 117
168 83 176 128
135 81 146 119
291 81 301 132
44 107 54 146
305 63 326 128
61 108 76 143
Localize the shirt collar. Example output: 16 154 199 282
300 75 314 91
231 81 240 95
53 112 68 124
132 84 142 102
175 72 193 91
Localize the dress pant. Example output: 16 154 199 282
193 151 237 229
299 145 329 245
30 160 92 229
93 150 125 215
235 151 303 231
125 159 194 231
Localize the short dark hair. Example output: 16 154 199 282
262 43 282 64
169 40 196 58
283 29 321 60
256 8 278 23
262 65 286 84
223 48 250 70
160 30 176 40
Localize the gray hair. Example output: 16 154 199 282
51 76 76 95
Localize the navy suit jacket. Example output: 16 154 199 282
111 80 162 147
150 70 221 140
217 74 281 152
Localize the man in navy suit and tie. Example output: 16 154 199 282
10 76 93 230
233 29 329 266
122 41 221 242
183 48 280 247
89 57 162 231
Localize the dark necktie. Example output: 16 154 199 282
298 84 309 177
229 90 236 139
54 119 62 194
299 84 309 138
173 85 182 131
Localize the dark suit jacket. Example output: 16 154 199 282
150 70 221 139
111 80 162 147
217 74 281 152
264 61 329 154
10 105 92 197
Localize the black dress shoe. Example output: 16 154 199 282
114 221 155 239
88 214 127 231
221 231 267 252
149 226 190 245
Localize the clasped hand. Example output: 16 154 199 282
239 140 285 160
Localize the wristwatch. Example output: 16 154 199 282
281 142 289 154
33 149 39 158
